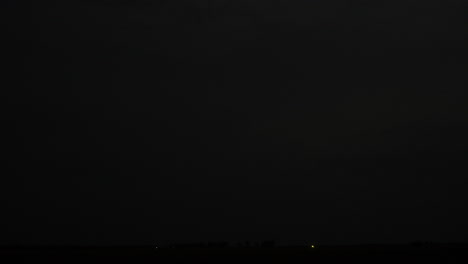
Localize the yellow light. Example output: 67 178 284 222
311 245 315 248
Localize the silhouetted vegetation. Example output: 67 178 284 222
261 240 276 248
169 241 229 249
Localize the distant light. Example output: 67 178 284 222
155 246 158 249
311 245 315 248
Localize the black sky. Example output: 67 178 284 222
3 0 468 246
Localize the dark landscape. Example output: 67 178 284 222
2 244 468 264
3 0 468 263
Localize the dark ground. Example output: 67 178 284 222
1 245 468 264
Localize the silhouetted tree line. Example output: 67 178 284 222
261 240 276 248
166 240 277 249
170 241 229 249
409 241 468 248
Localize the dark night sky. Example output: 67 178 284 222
3 0 468 246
